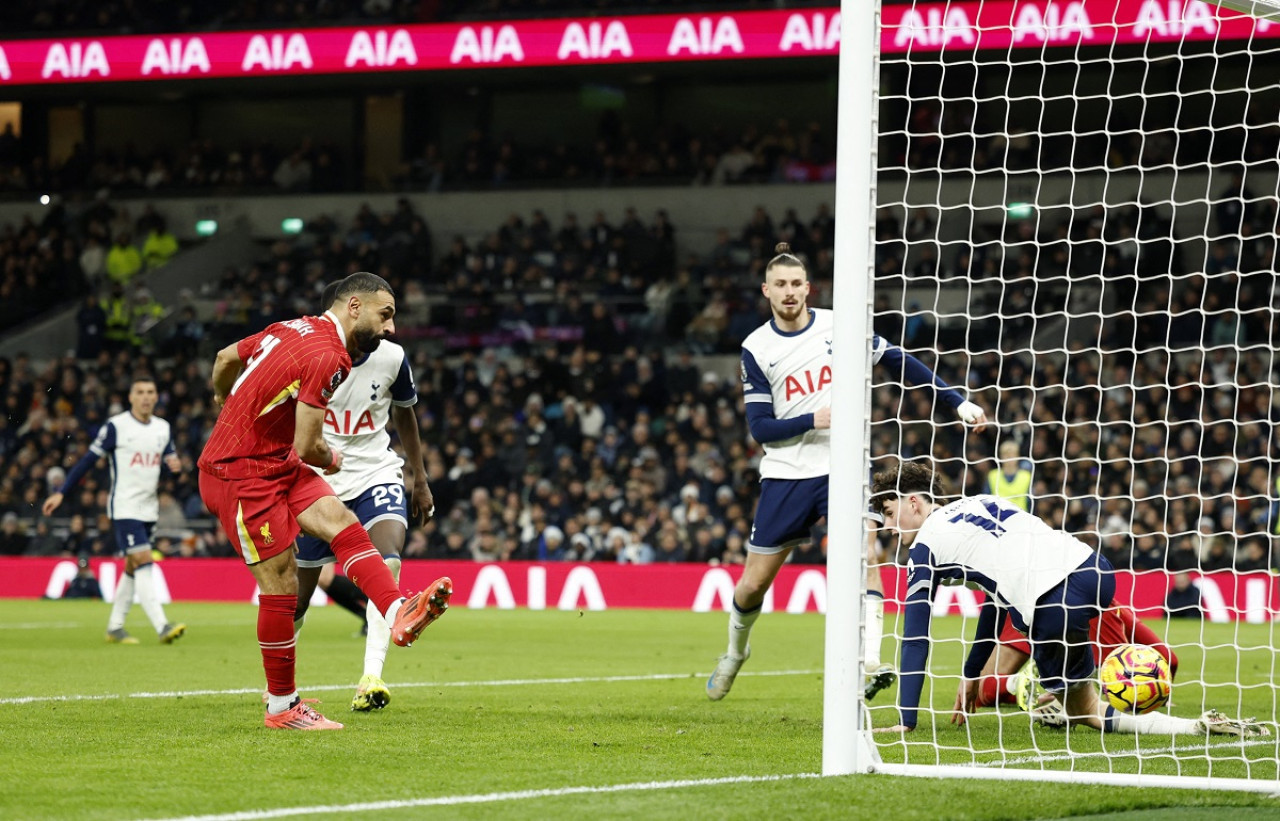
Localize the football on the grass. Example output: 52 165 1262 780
1099 644 1172 714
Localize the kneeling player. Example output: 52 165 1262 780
871 461 1267 739
975 601 1179 712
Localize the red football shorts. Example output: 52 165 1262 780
199 465 334 564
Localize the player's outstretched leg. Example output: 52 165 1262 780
391 576 452 647
1196 710 1271 738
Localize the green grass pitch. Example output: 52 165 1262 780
1 599 1277 820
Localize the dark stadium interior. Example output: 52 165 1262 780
1 0 1279 583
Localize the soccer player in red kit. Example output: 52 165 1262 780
972 601 1179 712
199 271 451 730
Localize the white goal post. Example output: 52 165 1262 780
827 0 1280 791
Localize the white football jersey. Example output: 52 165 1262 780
89 411 173 522
910 494 1094 623
741 309 891 480
315 340 417 500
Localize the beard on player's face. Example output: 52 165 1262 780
353 323 384 353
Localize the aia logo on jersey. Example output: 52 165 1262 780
783 366 832 401
130 452 162 468
321 369 344 401
325 409 376 435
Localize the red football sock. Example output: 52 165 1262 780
330 522 401 616
258 594 297 697
977 675 1019 707
978 676 1001 707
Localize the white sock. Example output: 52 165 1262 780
385 598 403 626
726 599 761 658
1106 706 1201 735
864 593 885 671
364 559 398 678
133 563 169 634
1005 676 1020 696
267 691 298 714
107 573 135 631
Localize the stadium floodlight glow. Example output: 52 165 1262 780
38 194 49 205
194 220 218 237
281 218 304 234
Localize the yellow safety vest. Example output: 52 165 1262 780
988 468 1032 511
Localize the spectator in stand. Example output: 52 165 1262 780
273 149 313 191
1165 572 1202 618
76 293 107 360
986 440 1033 512
142 217 179 270
0 512 29 555
106 232 142 286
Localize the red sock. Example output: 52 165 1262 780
978 675 1019 706
330 522 400 616
258 594 297 697
978 676 1001 707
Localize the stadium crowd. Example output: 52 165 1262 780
1 189 1279 578
0 116 836 201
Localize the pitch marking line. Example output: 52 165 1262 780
141 773 824 821
6 621 82 629
0 669 822 706
971 737 1278 767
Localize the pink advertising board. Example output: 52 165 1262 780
0 3 1269 86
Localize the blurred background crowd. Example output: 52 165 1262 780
1 0 1278 584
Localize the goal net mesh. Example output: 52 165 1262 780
865 0 1280 787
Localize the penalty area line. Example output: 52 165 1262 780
0 669 821 706
140 772 823 821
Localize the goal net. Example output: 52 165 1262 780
843 0 1280 791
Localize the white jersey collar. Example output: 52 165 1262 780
322 309 347 349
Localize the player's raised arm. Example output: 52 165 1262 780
872 334 987 432
211 343 245 407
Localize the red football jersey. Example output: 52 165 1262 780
198 313 352 479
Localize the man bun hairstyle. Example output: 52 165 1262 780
334 271 394 304
766 241 805 275
869 460 950 515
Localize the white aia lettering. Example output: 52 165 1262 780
241 33 313 71
667 16 744 55
692 567 774 613
557 21 633 60
1133 0 1218 38
345 29 418 68
779 12 841 51
42 41 110 79
1013 2 1095 42
0 47 11 80
141 37 211 75
892 7 977 48
450 25 524 64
